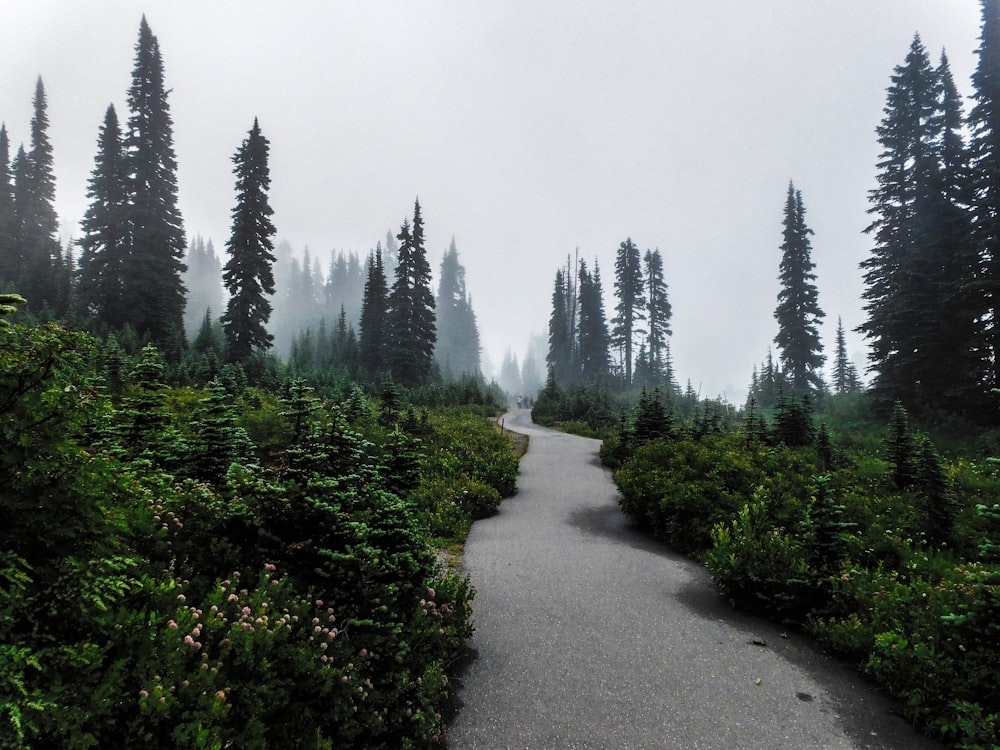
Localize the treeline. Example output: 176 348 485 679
0 293 518 748
0 16 483 393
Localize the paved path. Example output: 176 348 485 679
444 409 943 750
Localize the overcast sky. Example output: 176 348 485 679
1 1 984 401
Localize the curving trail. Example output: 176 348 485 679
444 409 943 750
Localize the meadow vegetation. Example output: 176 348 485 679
0 318 518 749
602 389 1000 749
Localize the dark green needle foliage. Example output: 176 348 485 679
77 104 130 329
122 17 187 345
611 238 645 388
221 118 277 365
387 199 437 387
774 182 825 398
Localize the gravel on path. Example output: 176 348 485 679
444 409 944 750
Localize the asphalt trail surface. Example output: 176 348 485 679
444 409 943 750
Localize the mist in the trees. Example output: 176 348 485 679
182 236 223 339
434 238 481 380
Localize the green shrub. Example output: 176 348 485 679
705 494 811 618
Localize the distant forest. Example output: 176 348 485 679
4 7 1000 422
0 19 480 393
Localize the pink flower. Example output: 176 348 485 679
168 620 178 630
427 587 435 598
215 690 226 700
138 689 149 699
184 635 195 646
315 599 323 606
264 563 276 572
177 594 186 602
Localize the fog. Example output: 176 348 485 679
1 1 983 401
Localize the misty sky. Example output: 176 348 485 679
1 1 983 402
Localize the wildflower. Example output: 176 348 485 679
427 587 435 598
315 599 324 606
168 620 178 630
177 594 186 602
139 689 149 699
264 563 276 572
215 690 226 700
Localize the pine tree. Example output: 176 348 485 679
499 349 521 395
434 238 480 378
643 248 672 383
610 237 646 388
15 78 61 314
861 36 978 414
546 267 574 387
123 16 187 345
971 0 1000 390
77 104 129 328
832 316 861 395
577 259 611 384
887 401 917 490
0 125 17 288
359 246 389 377
387 199 436 387
221 118 276 363
774 182 825 397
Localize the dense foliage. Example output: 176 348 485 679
607 393 1000 749
0 317 518 749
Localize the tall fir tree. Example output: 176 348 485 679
221 118 276 363
577 259 611 384
970 0 1000 390
610 237 646 388
862 36 980 414
832 316 861 395
434 238 480 378
77 104 130 328
359 245 389 377
0 124 17 288
546 267 574 387
643 248 672 383
774 182 825 397
15 78 61 314
123 16 187 345
387 199 436 386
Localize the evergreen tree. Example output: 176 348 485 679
520 347 544 398
182 236 224 339
643 248 672 383
186 379 251 482
77 104 129 328
971 0 1000 389
861 36 978 414
546 267 574 387
434 238 480 378
577 259 611 384
610 237 646 388
387 199 436 387
887 401 918 490
221 118 277 363
16 78 61 314
123 16 187 345
774 182 825 397
0 124 17 287
831 317 861 395
499 349 521 395
359 246 389 377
